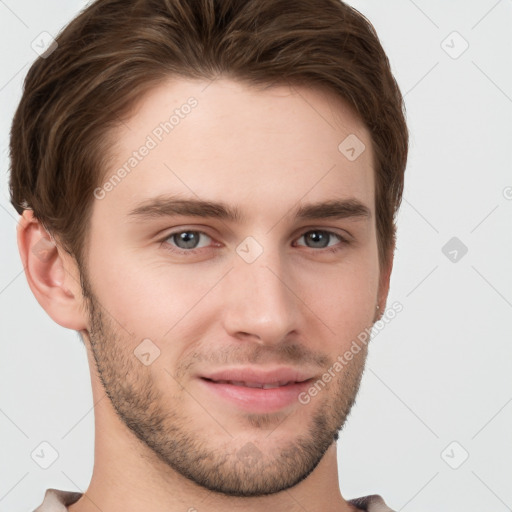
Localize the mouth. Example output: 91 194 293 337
200 377 311 389
198 377 315 413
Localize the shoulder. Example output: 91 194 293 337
348 494 396 512
33 488 83 511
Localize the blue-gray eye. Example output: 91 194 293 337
297 230 343 249
170 231 211 249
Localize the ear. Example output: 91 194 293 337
16 210 88 331
375 240 395 321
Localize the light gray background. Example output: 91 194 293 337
1 1 511 511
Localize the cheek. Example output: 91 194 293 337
87 244 224 335
299 254 379 334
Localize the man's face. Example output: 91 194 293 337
79 78 384 496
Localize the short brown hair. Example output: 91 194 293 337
9 0 408 274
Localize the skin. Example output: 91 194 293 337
17 77 393 512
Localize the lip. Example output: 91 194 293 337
200 366 316 385
197 366 317 414
198 378 314 413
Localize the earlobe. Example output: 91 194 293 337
16 210 88 331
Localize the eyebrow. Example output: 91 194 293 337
127 194 371 223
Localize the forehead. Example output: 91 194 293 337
98 77 375 219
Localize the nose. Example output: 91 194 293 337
220 247 299 345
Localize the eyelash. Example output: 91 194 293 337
158 229 350 256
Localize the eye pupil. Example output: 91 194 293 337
306 231 329 248
175 231 199 249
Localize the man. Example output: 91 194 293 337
9 0 408 511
